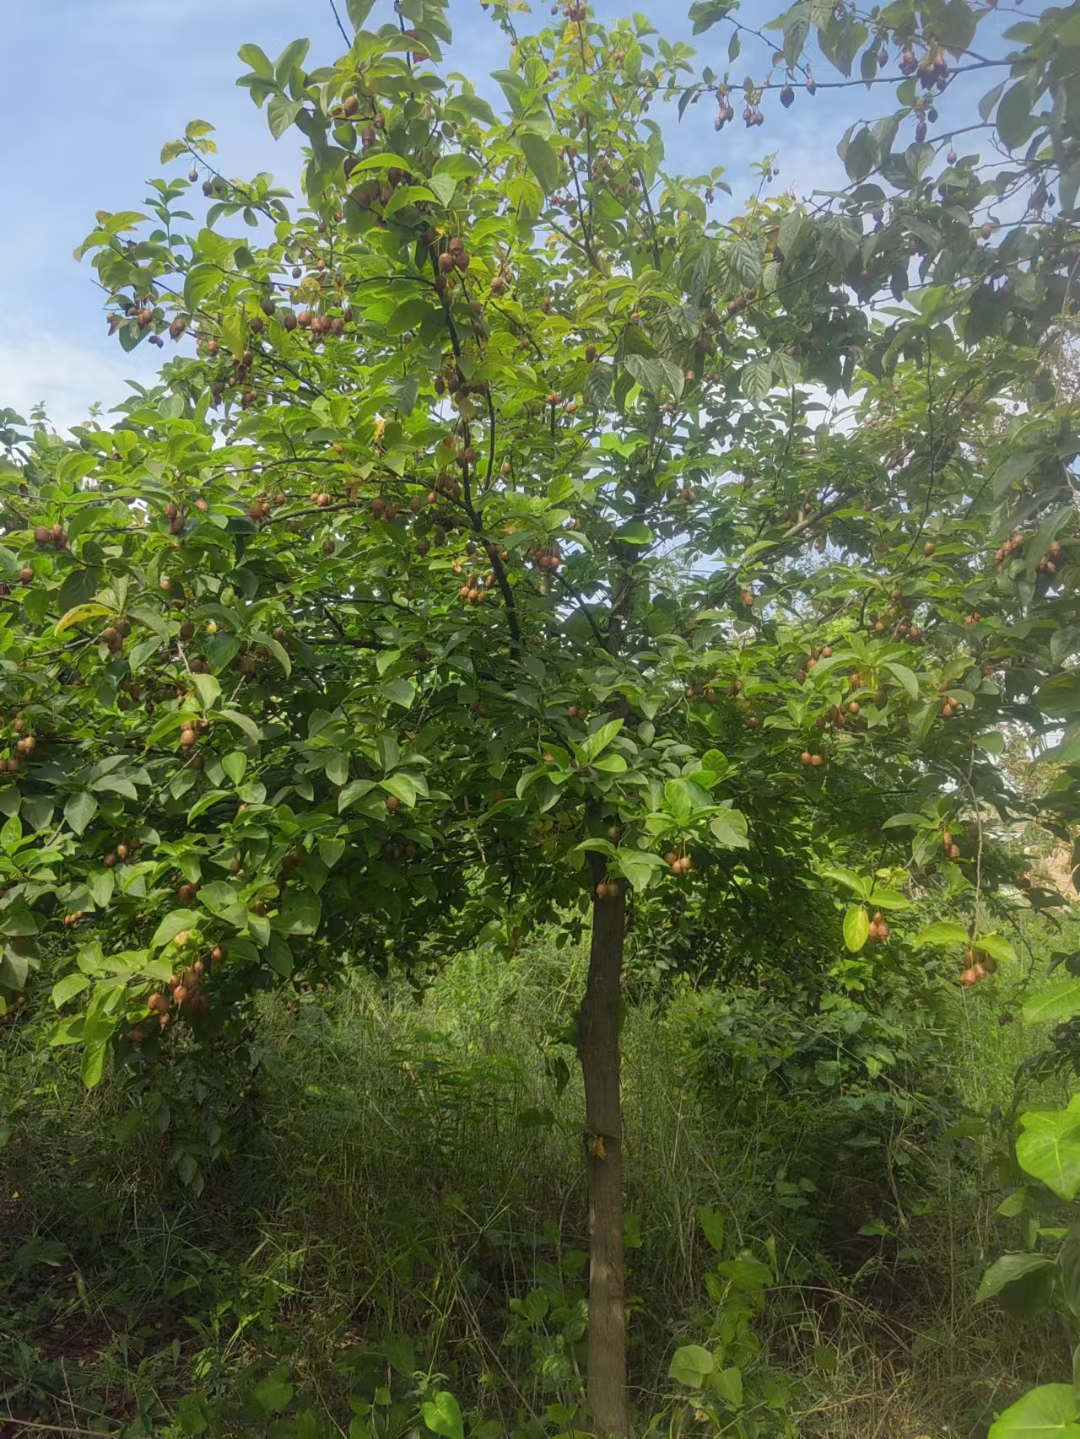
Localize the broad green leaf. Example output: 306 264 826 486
251 1375 294 1416
191 673 221 710
222 751 247 786
214 709 262 742
883 662 919 700
579 719 624 764
714 1366 743 1408
56 603 112 635
339 779 376 811
150 909 202 951
843 905 870 952
699 1205 725 1253
709 810 749 849
52 972 91 1008
669 1344 715 1388
664 778 693 825
273 889 322 936
976 1253 1057 1303
346 0 375 28
519 133 560 193
988 1384 1080 1439
65 794 98 840
383 677 416 709
1024 981 1080 1027
915 922 969 948
1017 1100 1080 1201
975 731 1005 754
382 773 417 807
977 933 1016 965
198 882 248 928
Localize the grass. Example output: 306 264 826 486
1 919 1076 1437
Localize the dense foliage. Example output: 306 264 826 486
4 0 1080 1432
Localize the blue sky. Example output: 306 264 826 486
0 0 1002 429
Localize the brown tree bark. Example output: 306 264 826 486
578 865 628 1438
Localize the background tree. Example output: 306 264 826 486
1 1 1078 1433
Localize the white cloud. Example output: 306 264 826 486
0 330 154 434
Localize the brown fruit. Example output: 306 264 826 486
385 794 400 812
810 753 823 767
179 728 197 749
33 525 50 546
800 751 812 766
19 567 33 585
923 541 936 556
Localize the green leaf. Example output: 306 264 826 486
616 851 667 892
176 1395 210 1437
214 709 262 742
339 779 376 812
346 0 375 28
268 95 304 139
843 904 870 953
52 972 91 1008
519 133 561 194
421 1392 464 1439
1024 981 1080 1027
714 1366 743 1408
65 791 98 837
222 752 247 786
997 79 1038 151
975 731 1005 754
709 810 749 849
198 882 248 928
987 1384 1080 1439
883 662 919 700
915 922 969 948
976 1253 1057 1303
191 673 221 710
740 359 773 401
977 933 1016 965
579 719 624 764
383 677 416 709
382 773 418 807
55 603 112 635
615 851 667 892
669 1344 715 1388
251 1374 294 1416
1017 1099 1080 1201
0 814 20 855
87 868 115 910
82 1037 110 1089
150 909 201 951
700 1205 725 1253
664 778 693 825
238 44 274 76
617 521 653 546
273 889 322 936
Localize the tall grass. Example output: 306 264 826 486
1 921 1075 1436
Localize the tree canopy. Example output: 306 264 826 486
3 0 1080 1431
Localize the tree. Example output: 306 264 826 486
2 1 1079 1432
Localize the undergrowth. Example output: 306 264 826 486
1 918 1075 1438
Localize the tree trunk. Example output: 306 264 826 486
578 868 628 1438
